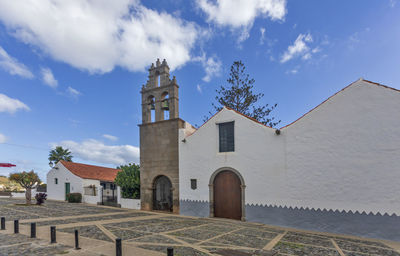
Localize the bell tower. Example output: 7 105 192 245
139 59 184 213
141 58 179 123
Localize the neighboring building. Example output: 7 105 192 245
139 61 400 241
47 160 120 206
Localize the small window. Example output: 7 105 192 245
54 178 58 185
219 122 234 152
190 179 197 190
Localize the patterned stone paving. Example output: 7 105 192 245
0 198 399 255
0 233 70 255
58 225 113 242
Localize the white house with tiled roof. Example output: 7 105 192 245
177 79 400 241
47 160 121 206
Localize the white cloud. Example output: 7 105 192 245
69 119 81 128
0 1 199 73
197 0 286 29
349 32 360 44
66 86 82 98
0 93 30 114
52 139 139 165
312 47 321 54
0 46 34 78
197 84 203 93
285 66 299 75
259 27 266 45
302 52 311 60
280 33 313 63
40 67 58 88
193 54 222 82
0 133 7 143
103 134 118 141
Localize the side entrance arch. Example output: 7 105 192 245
153 175 173 212
209 167 246 221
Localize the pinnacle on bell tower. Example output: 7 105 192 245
141 59 179 124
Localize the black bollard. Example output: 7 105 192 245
14 220 19 234
74 229 81 250
167 247 173 256
31 223 36 238
116 238 122 256
1 217 5 230
50 226 56 243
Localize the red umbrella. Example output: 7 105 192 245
0 163 16 167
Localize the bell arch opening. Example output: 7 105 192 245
147 95 155 122
161 91 170 120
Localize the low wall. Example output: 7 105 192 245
83 195 100 205
3 190 39 198
82 187 101 205
116 186 140 209
119 198 141 209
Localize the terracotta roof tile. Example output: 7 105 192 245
60 161 120 182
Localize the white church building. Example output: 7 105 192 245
176 78 400 241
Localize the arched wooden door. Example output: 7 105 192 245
153 176 172 212
213 170 242 220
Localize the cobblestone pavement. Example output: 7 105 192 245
0 198 399 256
0 232 71 256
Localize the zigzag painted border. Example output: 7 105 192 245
180 198 399 217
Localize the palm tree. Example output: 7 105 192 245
48 146 73 167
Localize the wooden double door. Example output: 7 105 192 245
213 170 242 220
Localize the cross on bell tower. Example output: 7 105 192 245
141 59 179 123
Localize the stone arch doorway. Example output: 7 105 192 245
153 175 173 212
209 167 246 221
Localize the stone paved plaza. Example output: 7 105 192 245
0 198 399 256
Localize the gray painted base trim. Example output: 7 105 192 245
180 200 209 218
246 204 400 242
180 200 400 241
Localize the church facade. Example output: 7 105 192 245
140 60 400 241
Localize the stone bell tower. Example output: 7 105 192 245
139 59 184 213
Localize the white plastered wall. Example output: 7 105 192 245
283 80 400 214
81 179 101 204
47 162 87 201
179 107 286 205
179 80 400 216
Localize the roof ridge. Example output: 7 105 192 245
59 160 120 182
224 106 274 129
187 78 399 135
280 78 399 129
60 160 118 171
361 79 400 93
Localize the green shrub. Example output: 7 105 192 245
115 163 140 199
66 193 82 203
35 193 47 205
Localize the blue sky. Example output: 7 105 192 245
0 0 399 180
